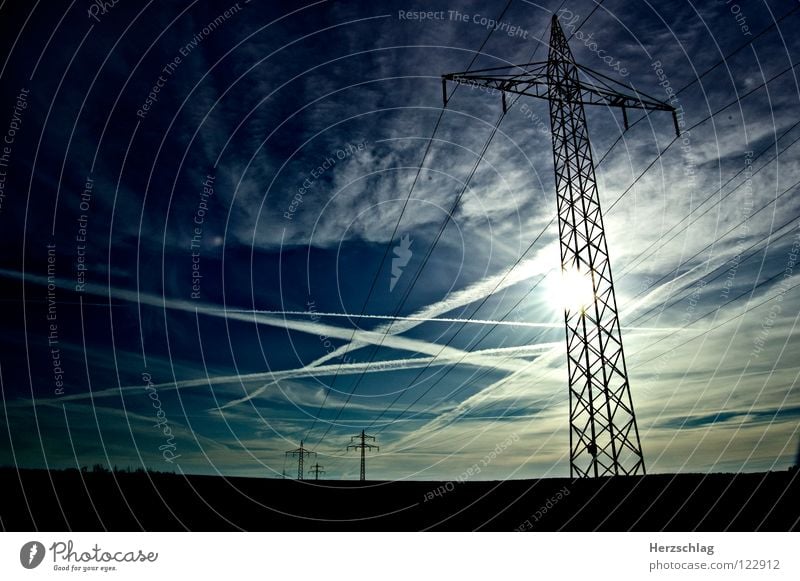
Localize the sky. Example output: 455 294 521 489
0 0 799 481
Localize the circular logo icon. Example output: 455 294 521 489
19 541 46 569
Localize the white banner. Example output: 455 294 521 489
0 532 796 580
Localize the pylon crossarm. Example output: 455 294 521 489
573 63 675 111
443 71 549 102
443 70 673 113
445 61 549 76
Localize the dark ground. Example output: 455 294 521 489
1 468 797 531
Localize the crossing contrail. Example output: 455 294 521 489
227 309 681 333
15 342 558 409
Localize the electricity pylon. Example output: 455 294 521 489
308 462 325 480
285 441 314 480
347 430 378 481
443 16 678 478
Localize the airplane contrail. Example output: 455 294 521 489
15 342 558 408
0 268 527 364
0 237 699 421
392 348 566 449
396 256 730 447
215 342 561 410
231 309 681 332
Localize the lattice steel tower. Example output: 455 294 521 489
285 441 314 480
308 462 325 480
443 16 678 477
347 430 379 481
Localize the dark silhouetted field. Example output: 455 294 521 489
1 468 797 531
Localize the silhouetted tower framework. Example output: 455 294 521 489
347 430 379 481
443 16 678 477
308 462 326 480
285 441 314 480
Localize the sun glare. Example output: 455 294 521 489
555 267 595 314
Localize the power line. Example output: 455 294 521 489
468 153 800 430
595 3 800 167
312 100 510 449
302 0 517 444
357 1 793 444
564 0 606 42
366 6 652 477
337 0 602 440
627 175 800 304
324 2 574 442
618 183 800 363
603 60 800 218
630 275 800 371
408 188 800 443
630 215 800 329
309 0 558 449
381 32 800 445
674 4 799 98
376 54 800 447
404 209 800 446
368 3 800 459
312 1 797 462
618 122 800 278
370 270 552 433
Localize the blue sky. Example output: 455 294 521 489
0 0 799 480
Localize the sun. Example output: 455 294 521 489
553 266 595 314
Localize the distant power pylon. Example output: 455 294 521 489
347 430 379 481
285 441 314 480
308 462 325 480
443 16 678 478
